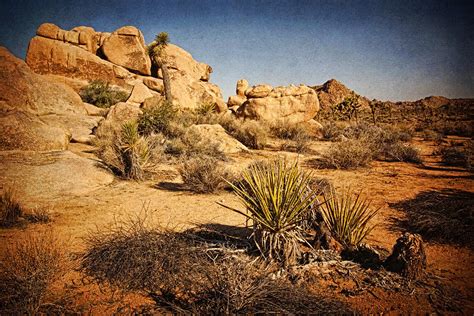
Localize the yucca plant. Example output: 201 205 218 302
195 102 217 116
221 161 320 266
115 122 151 180
320 189 379 248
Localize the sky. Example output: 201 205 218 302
0 0 472 101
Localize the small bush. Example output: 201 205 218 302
321 122 344 140
272 121 312 153
24 208 52 224
384 142 422 163
179 157 230 193
320 189 379 248
97 122 162 180
0 188 23 227
221 161 319 265
137 100 177 136
79 80 129 108
165 129 226 161
0 232 66 314
438 141 473 171
194 102 217 116
320 138 373 169
226 119 268 150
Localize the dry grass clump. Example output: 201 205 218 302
0 232 66 314
391 189 474 249
272 121 312 153
437 141 473 171
384 142 422 163
79 215 350 314
215 115 268 149
79 80 129 108
320 189 379 248
137 99 177 136
23 207 52 224
320 138 374 169
179 157 232 193
0 188 23 227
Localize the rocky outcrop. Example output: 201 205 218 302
101 26 151 76
229 82 320 124
311 79 369 109
188 124 248 154
25 23 225 111
95 102 142 138
0 46 99 150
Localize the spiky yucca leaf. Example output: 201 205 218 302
222 161 320 265
116 122 151 180
320 189 379 248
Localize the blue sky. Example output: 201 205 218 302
0 0 472 101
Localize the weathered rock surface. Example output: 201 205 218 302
311 79 369 109
26 23 226 113
236 79 249 96
233 83 319 124
0 46 98 150
96 102 142 137
126 81 155 105
188 124 248 154
0 151 114 199
101 26 151 76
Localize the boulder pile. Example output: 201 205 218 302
227 79 320 124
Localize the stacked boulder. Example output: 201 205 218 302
227 80 320 124
25 23 226 111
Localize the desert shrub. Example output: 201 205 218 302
165 129 226 161
24 207 52 224
221 161 319 265
320 138 374 169
384 142 422 163
0 188 23 227
321 121 344 140
194 102 217 116
137 100 177 136
216 116 268 150
179 157 230 193
320 189 379 248
422 129 444 143
97 122 162 180
438 141 474 171
272 121 312 153
0 232 66 314
79 80 129 108
391 189 474 248
80 215 350 314
432 120 473 137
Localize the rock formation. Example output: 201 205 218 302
25 23 225 111
311 79 369 109
228 82 320 124
0 47 101 150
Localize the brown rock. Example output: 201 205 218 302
142 77 164 92
127 81 154 105
188 124 248 154
101 26 151 76
236 79 249 96
227 95 247 107
96 102 142 137
162 44 212 81
36 23 60 39
312 79 369 109
237 89 319 124
384 233 427 280
26 36 133 85
245 84 273 98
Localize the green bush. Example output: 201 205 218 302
79 80 129 108
165 129 226 161
320 189 379 248
194 102 217 116
137 100 177 136
221 161 319 265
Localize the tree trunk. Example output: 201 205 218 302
156 58 172 102
384 233 426 280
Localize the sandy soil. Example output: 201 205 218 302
1 136 473 314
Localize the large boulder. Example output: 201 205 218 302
126 81 155 105
0 151 114 200
236 79 249 96
101 26 152 76
162 44 212 82
0 46 98 150
26 36 133 86
234 84 320 124
188 124 248 154
95 102 142 137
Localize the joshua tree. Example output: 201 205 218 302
148 32 172 102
